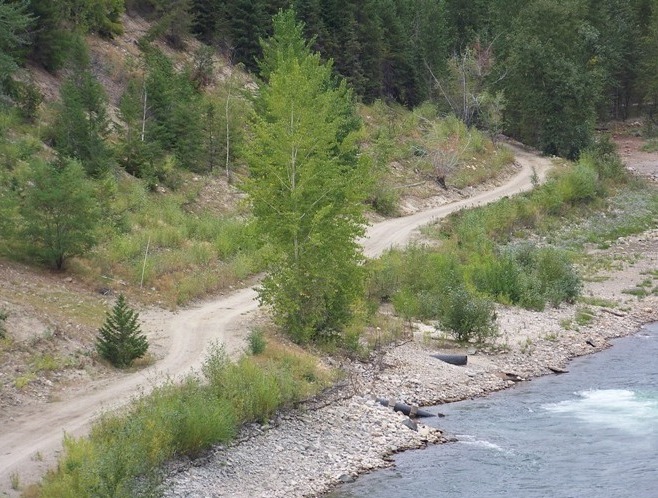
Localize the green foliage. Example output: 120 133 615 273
639 1 658 120
498 0 602 158
25 0 74 71
247 328 267 355
0 308 7 339
584 135 627 182
0 0 33 94
52 40 112 177
367 181 399 216
245 9 368 343
6 78 43 121
142 48 204 171
145 0 194 49
18 158 101 270
40 378 235 497
370 247 499 342
473 245 581 311
439 286 497 343
96 294 149 368
41 341 330 496
65 0 125 37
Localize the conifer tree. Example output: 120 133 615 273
0 0 33 94
53 39 112 176
96 294 149 368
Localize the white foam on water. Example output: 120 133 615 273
543 389 658 434
457 434 508 453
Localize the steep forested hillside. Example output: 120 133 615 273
2 1 658 156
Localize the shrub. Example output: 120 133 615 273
534 247 581 306
247 328 267 355
557 161 599 204
0 308 7 338
368 181 399 216
96 294 149 368
440 286 497 343
473 244 581 310
472 253 524 304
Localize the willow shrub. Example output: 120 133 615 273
472 245 581 311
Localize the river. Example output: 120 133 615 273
332 322 658 498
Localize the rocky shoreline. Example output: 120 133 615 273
163 231 658 498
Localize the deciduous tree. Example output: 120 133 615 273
245 9 368 343
19 157 101 270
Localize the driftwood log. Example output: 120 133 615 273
375 398 441 418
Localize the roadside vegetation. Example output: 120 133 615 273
362 103 515 216
33 341 333 498
365 137 658 344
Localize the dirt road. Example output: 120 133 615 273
0 145 551 493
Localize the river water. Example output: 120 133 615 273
333 322 658 498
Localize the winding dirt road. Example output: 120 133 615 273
0 145 551 493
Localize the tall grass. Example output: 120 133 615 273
37 343 332 497
90 176 268 307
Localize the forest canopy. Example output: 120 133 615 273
2 0 657 157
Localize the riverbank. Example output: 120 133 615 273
163 228 658 497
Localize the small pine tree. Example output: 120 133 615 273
96 294 149 368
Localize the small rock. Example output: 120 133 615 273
402 418 418 432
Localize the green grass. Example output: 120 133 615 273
37 343 333 497
575 307 596 326
622 287 648 297
578 296 618 308
641 138 658 152
87 176 270 307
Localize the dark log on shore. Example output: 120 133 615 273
601 308 627 317
431 354 468 366
375 398 439 418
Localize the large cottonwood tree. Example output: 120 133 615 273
245 9 368 343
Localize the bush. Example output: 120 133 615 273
473 244 581 310
96 294 149 368
439 286 498 343
534 247 581 306
247 328 267 355
0 308 7 338
557 161 599 204
368 181 399 216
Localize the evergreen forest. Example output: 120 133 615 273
1 0 657 157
